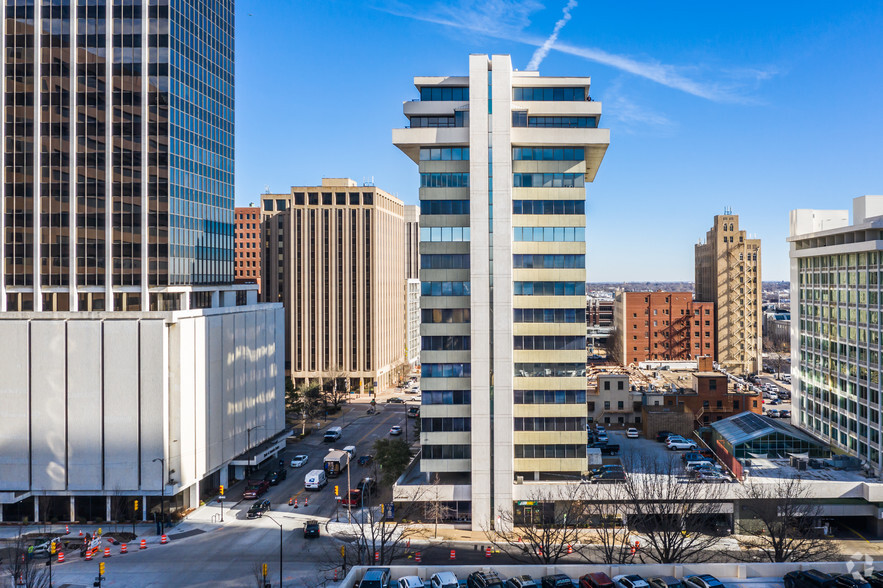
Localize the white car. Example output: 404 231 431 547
290 455 308 468
667 437 698 451
430 572 459 588
614 574 650 588
626 428 639 438
398 577 426 588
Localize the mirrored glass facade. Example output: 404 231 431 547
2 0 234 311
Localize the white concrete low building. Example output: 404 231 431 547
0 301 285 523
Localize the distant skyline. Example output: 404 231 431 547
235 1 883 281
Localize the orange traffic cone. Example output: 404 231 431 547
160 534 168 544
85 550 93 561
120 543 128 554
140 539 147 550
294 499 298 509
288 497 293 506
57 552 64 563
304 496 308 507
103 547 110 558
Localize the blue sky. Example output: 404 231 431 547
234 1 883 281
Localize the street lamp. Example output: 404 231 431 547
263 514 283 588
152 457 165 535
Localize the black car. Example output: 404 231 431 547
467 571 505 588
590 470 626 484
357 477 377 495
386 397 405 404
265 469 287 485
246 499 271 519
784 570 837 588
834 576 872 588
541 574 574 588
864 572 883 588
656 430 674 442
303 519 320 538
358 455 374 466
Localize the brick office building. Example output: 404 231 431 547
613 291 715 365
235 206 262 294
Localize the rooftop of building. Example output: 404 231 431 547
711 412 820 448
588 361 757 396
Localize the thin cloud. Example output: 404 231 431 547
527 0 577 71
371 1 776 103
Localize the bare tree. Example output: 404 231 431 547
424 473 453 539
2 534 50 588
295 380 322 434
763 334 789 379
322 367 350 410
333 494 426 567
582 482 637 565
483 485 588 565
623 454 728 563
735 476 840 562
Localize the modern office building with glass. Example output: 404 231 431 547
392 54 609 530
789 196 883 473
0 0 285 523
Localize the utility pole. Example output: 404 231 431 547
346 452 352 523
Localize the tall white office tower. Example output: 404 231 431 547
393 54 609 530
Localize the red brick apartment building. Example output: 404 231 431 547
613 291 715 365
234 206 261 294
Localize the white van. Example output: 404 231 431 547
323 426 342 442
304 469 327 490
342 445 356 459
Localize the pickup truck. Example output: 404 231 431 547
242 480 270 499
323 449 349 477
588 441 620 455
341 489 363 507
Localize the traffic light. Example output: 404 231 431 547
262 563 268 577
219 485 224 496
134 500 139 512
99 562 105 576
50 541 56 555
340 545 345 558
334 485 339 496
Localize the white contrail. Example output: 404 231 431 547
526 0 577 71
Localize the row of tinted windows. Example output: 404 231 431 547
513 173 583 188
420 173 470 188
513 254 585 269
422 417 471 432
514 390 587 404
421 200 470 215
420 147 470 161
422 308 471 323
422 335 471 351
515 444 585 459
514 281 586 296
419 227 470 241
514 417 586 431
513 87 585 101
420 86 469 101
423 445 471 459
513 200 585 215
422 281 471 296
530 116 597 128
516 363 587 377
514 226 584 242
514 308 583 323
514 335 586 351
421 254 470 269
513 147 585 161
422 390 471 405
409 116 458 128
423 363 471 377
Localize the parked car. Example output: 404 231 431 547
595 425 607 434
386 397 405 404
358 454 374 466
303 519 321 538
832 576 872 588
696 471 729 483
389 425 403 436
613 575 649 588
626 428 640 438
290 454 308 468
648 578 685 588
656 430 675 442
361 568 392 588
780 409 792 418
541 574 575 588
588 441 620 455
690 462 723 475
242 480 270 499
784 570 837 588
767 409 780 418
685 456 714 468
398 577 426 588
247 499 271 519
507 576 539 588
407 406 420 418
264 469 287 485
588 464 624 478
467 571 505 588
431 572 461 588
683 575 724 588
581 573 615 588
590 470 627 484
667 437 698 451
863 572 883 588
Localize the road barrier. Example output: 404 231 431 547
567 544 573 554
415 552 421 563
85 550 93 561
140 539 147 550
450 549 456 560
103 547 110 558
485 547 491 558
120 543 128 554
57 552 64 563
160 534 168 544
65 525 69 534
374 551 380 562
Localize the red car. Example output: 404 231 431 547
242 480 270 499
341 489 363 507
